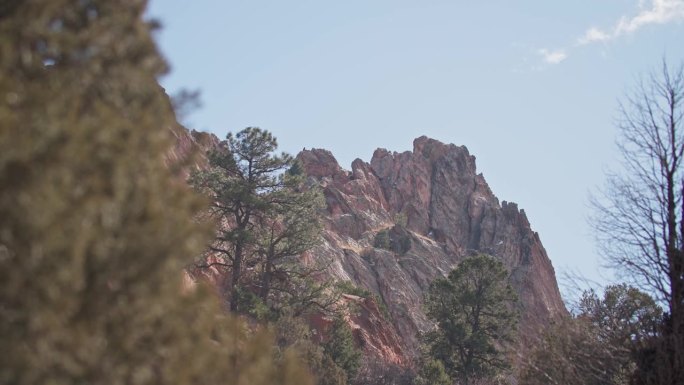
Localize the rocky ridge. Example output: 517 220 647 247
297 136 566 363
170 128 567 365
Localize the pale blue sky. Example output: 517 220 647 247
147 0 684 296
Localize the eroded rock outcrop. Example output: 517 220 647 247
172 128 567 366
297 136 567 363
167 125 220 178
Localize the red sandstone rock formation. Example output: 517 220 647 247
166 124 220 178
297 136 567 363
171 128 567 365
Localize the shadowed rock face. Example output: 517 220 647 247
297 136 567 363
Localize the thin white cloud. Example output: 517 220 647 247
532 0 684 68
618 0 684 31
538 48 568 65
577 27 611 45
578 0 684 45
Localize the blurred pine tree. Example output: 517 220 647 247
0 1 313 384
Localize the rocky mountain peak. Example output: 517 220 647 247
172 129 567 364
297 136 566 362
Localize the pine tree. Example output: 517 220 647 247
189 127 328 316
323 316 362 383
414 358 451 385
0 2 312 384
273 312 348 385
189 127 294 311
423 254 518 385
254 169 326 313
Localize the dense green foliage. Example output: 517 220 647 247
324 316 362 383
353 358 415 385
374 229 392 250
579 284 662 346
373 226 411 255
423 254 518 385
414 358 451 385
0 1 312 384
520 285 662 385
273 312 349 385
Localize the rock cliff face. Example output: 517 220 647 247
297 136 566 363
166 124 220 178
171 129 567 365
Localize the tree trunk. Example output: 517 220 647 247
229 243 242 312
668 248 683 385
259 247 274 303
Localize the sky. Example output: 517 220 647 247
147 0 684 298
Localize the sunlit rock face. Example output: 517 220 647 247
297 136 567 363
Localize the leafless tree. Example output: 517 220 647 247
591 60 684 384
